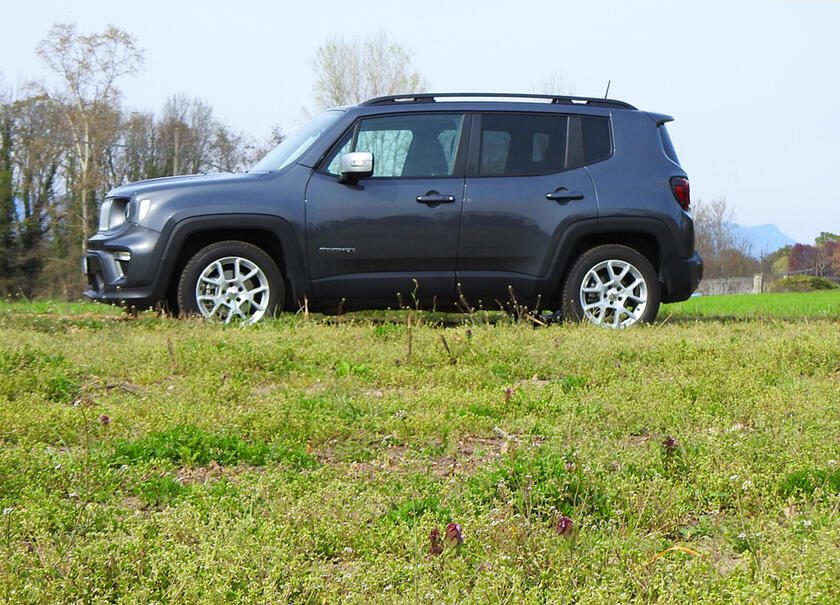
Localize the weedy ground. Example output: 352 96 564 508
1 292 839 603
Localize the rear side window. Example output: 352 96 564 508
478 114 568 177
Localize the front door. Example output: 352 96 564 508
305 112 467 308
457 112 599 306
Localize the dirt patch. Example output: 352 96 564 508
336 434 539 478
173 461 267 485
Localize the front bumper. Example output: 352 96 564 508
82 223 166 310
82 250 162 309
660 250 703 303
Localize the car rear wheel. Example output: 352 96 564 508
177 241 284 324
561 244 660 328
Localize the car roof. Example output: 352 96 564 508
359 92 636 111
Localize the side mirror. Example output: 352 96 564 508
339 152 374 184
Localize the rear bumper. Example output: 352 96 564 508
660 250 703 303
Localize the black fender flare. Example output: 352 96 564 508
539 216 680 302
156 213 310 306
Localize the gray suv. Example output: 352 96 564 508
83 93 702 327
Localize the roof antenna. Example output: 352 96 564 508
604 80 611 99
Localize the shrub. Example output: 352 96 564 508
769 276 838 293
780 468 840 497
111 425 317 469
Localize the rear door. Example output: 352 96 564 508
305 112 467 307
457 112 603 304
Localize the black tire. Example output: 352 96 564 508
561 244 660 328
177 240 284 324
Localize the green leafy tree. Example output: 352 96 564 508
815 232 839 246
0 98 15 292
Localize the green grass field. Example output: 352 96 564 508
661 290 840 321
1 293 839 603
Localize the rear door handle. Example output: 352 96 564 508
416 190 456 204
545 188 584 202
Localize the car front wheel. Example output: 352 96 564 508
177 241 284 324
561 244 660 328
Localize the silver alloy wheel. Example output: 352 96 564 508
194 256 270 324
579 259 648 328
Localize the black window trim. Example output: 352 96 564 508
314 111 472 180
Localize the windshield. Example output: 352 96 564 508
251 110 344 172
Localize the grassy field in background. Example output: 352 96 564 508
1 294 839 602
660 289 840 321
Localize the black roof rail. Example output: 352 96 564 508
360 92 636 110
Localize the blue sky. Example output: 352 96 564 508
1 0 838 245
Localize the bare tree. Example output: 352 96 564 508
33 23 144 254
693 197 757 278
531 71 574 96
311 33 427 110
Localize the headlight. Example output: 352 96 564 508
98 198 129 232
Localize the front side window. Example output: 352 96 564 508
325 113 464 178
478 113 568 177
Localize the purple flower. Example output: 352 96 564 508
444 522 463 549
556 516 573 536
663 436 677 455
98 414 111 425
504 388 513 401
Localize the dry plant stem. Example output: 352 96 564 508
406 311 413 364
440 335 456 364
166 337 177 371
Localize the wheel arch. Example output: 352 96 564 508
158 214 308 313
544 218 666 306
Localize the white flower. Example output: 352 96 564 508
803 520 813 527
741 480 753 490
384 585 393 591
54 464 61 470
737 533 747 539
828 459 837 466
729 474 739 481
2 507 13 515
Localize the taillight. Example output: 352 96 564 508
670 176 690 211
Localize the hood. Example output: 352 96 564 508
107 172 266 198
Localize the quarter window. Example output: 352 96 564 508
581 116 611 164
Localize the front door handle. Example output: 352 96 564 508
545 188 584 203
416 190 456 204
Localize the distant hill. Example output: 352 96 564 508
726 222 797 257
